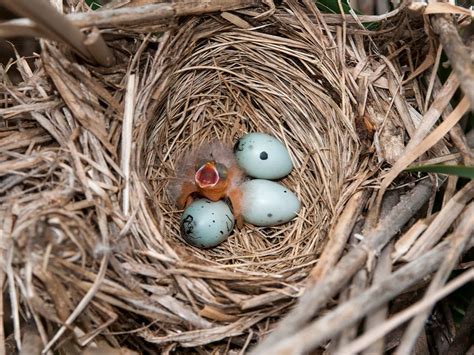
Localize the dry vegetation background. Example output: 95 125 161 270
0 0 473 354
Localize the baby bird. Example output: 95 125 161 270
168 142 245 228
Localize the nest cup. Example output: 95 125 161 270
132 5 371 347
140 21 362 274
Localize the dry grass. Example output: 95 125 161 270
0 0 472 354
143 21 363 275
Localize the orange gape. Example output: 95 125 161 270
176 161 244 228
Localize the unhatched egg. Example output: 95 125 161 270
234 132 293 179
241 179 301 227
180 199 235 248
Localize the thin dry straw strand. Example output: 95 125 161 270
5 223 21 352
42 258 110 352
121 74 137 216
360 242 393 355
41 227 111 353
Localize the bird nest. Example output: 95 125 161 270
143 20 362 274
2 0 470 353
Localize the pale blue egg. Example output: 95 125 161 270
180 199 235 248
241 180 301 227
234 133 293 179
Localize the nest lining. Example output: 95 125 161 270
141 18 362 276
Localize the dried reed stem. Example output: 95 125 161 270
432 76 474 166
84 27 116 67
0 0 95 62
360 242 393 355
376 91 469 221
254 234 474 354
431 13 474 110
339 268 474 354
308 190 368 282
121 74 136 216
404 180 474 260
396 202 474 354
0 0 260 35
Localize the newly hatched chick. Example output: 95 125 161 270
168 142 245 227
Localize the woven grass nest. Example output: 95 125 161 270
2 0 473 354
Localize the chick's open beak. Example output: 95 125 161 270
195 162 219 188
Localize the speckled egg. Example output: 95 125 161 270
180 199 235 248
234 132 293 179
241 179 301 227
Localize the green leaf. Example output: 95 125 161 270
405 164 474 179
85 0 101 10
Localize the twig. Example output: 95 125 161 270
395 202 474 354
83 27 116 67
0 283 3 355
361 242 393 355
337 268 368 346
392 217 430 262
0 208 14 355
0 0 260 35
448 297 474 355
0 0 94 62
0 20 51 39
121 74 136 216
433 77 474 166
338 268 474 354
251 180 433 354
404 180 474 260
0 2 403 34
430 12 474 110
253 235 474 355
308 190 368 282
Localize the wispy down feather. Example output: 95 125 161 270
167 142 245 206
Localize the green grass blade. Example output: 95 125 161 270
85 0 101 10
405 164 474 179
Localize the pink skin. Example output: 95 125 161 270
176 161 244 228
